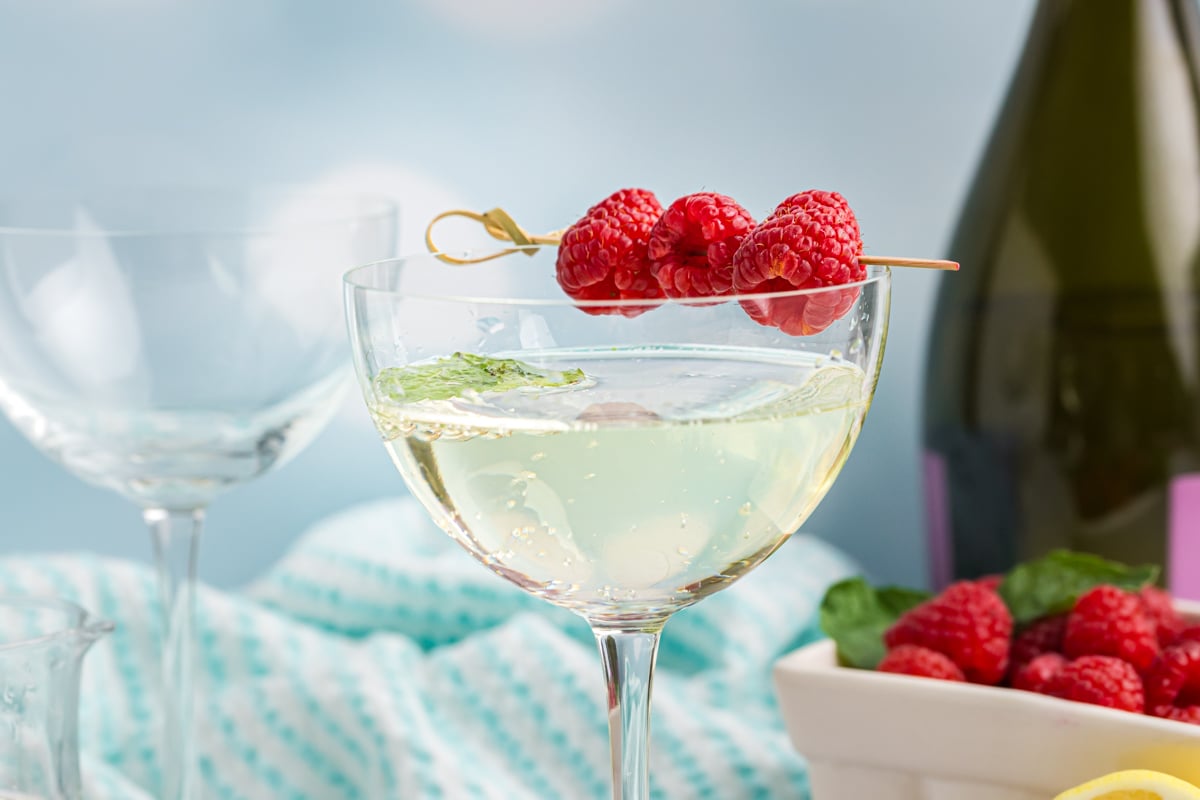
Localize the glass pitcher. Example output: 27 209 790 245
0 596 112 800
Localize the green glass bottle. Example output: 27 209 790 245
923 0 1200 593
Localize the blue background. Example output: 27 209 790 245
0 0 1035 589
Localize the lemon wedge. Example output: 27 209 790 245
1054 770 1200 799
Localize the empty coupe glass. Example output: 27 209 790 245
0 188 397 799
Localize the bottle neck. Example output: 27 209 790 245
1025 0 1199 64
944 0 1200 291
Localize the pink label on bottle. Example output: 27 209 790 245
923 451 953 590
1169 474 1200 600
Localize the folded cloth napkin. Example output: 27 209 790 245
0 498 857 800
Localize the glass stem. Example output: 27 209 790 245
591 620 665 800
144 507 203 800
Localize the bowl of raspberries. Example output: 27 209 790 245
773 550 1200 799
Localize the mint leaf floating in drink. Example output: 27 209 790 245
819 577 931 669
374 352 588 404
998 550 1159 625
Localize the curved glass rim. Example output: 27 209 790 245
0 185 398 238
343 249 891 309
0 594 113 652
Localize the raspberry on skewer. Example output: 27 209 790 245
732 190 866 335
647 192 754 301
554 188 665 317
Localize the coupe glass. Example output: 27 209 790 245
345 245 890 799
0 188 397 800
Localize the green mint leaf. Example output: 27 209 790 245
997 549 1160 624
374 352 587 404
819 577 931 669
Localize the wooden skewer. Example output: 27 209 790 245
859 255 959 271
425 208 962 271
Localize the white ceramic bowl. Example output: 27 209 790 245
773 600 1200 799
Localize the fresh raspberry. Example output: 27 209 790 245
1140 586 1186 647
647 192 755 300
555 188 665 316
733 211 864 288
1063 585 1159 673
1043 655 1145 713
732 203 865 336
1145 640 1200 724
883 581 1013 685
771 189 862 244
1175 625 1200 646
1009 614 1067 675
877 644 965 682
1011 652 1067 694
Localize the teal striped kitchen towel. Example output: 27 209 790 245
0 497 857 800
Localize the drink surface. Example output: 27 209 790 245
923 0 1200 589
372 345 869 619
